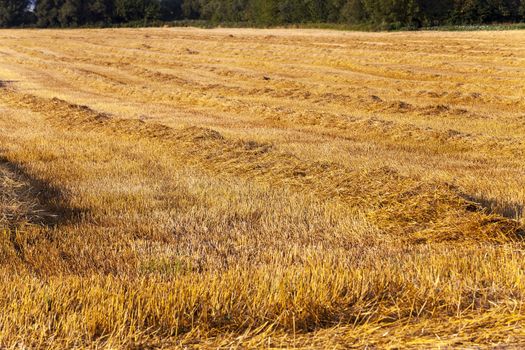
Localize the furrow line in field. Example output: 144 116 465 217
0 88 522 244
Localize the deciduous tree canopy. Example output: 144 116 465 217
1 0 525 28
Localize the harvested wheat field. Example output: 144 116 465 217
0 27 525 348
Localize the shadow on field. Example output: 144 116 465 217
0 155 85 227
0 80 17 89
465 193 524 222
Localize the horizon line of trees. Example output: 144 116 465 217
1 0 525 28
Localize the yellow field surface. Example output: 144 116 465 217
0 28 524 348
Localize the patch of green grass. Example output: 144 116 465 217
165 20 525 32
423 23 525 31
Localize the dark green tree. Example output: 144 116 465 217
58 0 82 26
180 0 200 19
36 0 63 26
114 0 159 23
85 0 115 24
248 0 278 24
341 0 366 23
21 0 525 28
0 0 29 26
159 0 181 20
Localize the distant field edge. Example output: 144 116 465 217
5 21 525 32
163 20 525 32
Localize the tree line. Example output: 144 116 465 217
1 0 525 28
